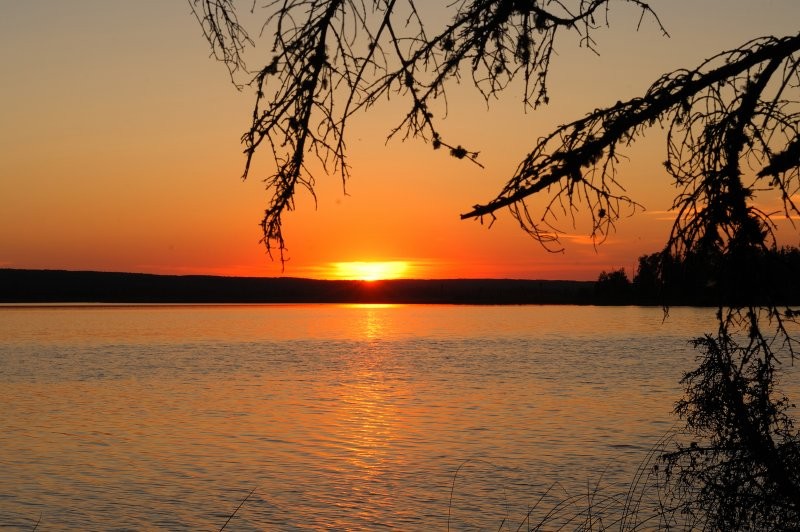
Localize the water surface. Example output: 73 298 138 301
0 304 743 529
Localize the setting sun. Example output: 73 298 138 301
330 261 410 281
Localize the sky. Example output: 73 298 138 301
1 1 799 280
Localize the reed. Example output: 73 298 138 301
445 430 705 532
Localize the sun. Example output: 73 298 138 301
330 261 410 281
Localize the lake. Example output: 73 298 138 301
0 304 770 529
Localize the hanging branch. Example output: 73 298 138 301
462 34 800 255
189 0 665 257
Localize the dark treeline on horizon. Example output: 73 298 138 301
598 246 800 306
0 269 594 305
4 247 800 306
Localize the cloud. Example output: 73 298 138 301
643 210 679 222
557 233 621 246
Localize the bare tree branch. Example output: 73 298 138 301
462 34 800 255
189 0 665 257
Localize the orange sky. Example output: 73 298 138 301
1 1 799 280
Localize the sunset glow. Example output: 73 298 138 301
330 261 410 281
2 3 798 280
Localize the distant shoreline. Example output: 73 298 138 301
0 268 600 305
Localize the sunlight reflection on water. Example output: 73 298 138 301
1 305 795 529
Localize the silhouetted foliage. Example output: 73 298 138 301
192 3 800 529
594 267 631 304
632 246 800 306
662 327 800 529
631 252 663 303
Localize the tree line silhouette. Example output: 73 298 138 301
596 246 800 306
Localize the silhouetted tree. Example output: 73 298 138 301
633 246 800 307
191 2 800 528
595 267 631 304
632 252 662 304
662 330 800 529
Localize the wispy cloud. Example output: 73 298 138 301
558 233 621 246
644 210 679 222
